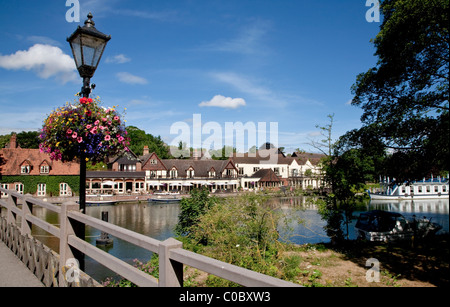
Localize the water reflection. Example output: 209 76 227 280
27 197 448 283
281 198 449 244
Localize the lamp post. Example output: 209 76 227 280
67 12 111 98
67 13 110 270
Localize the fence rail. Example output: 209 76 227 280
0 188 300 287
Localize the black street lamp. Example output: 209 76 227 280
67 12 111 98
66 13 110 270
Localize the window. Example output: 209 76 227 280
426 186 431 193
120 164 136 172
274 168 280 175
40 165 50 174
150 159 157 165
21 165 31 174
434 186 439 193
187 168 195 178
15 184 24 195
238 168 244 176
443 185 447 193
253 167 260 173
1 184 9 198
209 170 216 178
226 169 234 177
170 168 178 178
60 183 70 196
37 184 46 197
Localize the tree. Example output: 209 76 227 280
309 113 335 157
351 0 449 180
175 188 217 237
126 126 171 158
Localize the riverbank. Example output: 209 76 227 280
183 234 449 287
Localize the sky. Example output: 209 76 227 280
0 0 381 154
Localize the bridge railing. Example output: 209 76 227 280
0 188 300 287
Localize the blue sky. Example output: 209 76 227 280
0 0 381 154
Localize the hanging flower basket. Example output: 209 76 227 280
39 96 130 164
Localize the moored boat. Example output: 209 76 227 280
148 192 182 203
369 176 449 201
355 210 442 242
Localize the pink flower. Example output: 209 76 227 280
86 124 92 130
108 121 112 126
90 127 98 134
102 118 107 122
67 129 73 135
118 136 124 142
104 135 111 141
95 120 100 125
77 137 83 143
72 132 78 139
114 116 119 121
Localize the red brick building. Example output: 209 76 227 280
0 134 79 198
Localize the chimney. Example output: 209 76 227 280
193 149 199 161
143 146 149 156
9 133 17 149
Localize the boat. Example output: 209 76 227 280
148 192 182 203
355 210 442 242
368 176 449 201
86 195 116 206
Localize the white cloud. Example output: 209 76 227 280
0 44 77 83
116 72 148 85
105 54 131 64
199 95 246 109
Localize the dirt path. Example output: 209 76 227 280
184 235 449 287
285 235 449 287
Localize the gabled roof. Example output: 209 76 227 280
141 152 167 171
291 152 326 166
251 168 280 182
108 149 141 165
157 159 237 178
0 148 79 176
232 149 291 165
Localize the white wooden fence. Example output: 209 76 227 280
0 188 301 287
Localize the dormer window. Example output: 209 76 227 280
40 165 50 174
187 167 195 178
208 168 216 178
170 168 178 178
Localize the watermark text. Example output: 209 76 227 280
366 0 380 23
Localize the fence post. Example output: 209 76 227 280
159 238 183 287
6 193 18 225
21 194 34 236
59 201 80 286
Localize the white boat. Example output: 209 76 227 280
355 210 442 242
369 176 449 201
148 192 182 203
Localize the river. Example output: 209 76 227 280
28 197 449 283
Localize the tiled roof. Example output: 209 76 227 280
0 148 79 176
251 168 281 182
159 159 237 177
291 152 326 165
140 152 238 177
